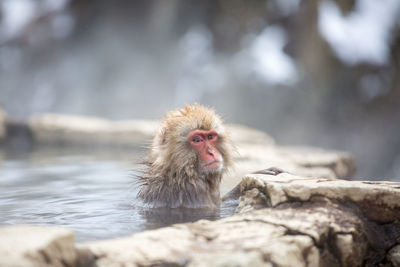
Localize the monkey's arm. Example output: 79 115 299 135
221 167 284 201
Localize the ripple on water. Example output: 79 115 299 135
0 150 236 242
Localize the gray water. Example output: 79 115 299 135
0 148 236 242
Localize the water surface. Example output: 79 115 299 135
0 148 236 242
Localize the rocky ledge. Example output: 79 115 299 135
1 173 399 267
1 113 355 185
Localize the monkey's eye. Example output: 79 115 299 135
207 134 214 140
192 136 203 143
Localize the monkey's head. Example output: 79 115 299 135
139 104 234 208
150 104 233 178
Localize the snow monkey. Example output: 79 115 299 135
137 104 234 208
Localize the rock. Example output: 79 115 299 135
78 173 400 267
277 146 356 180
29 114 158 147
188 251 268 267
80 211 319 267
223 144 356 190
236 173 400 223
0 225 76 267
25 113 355 181
233 145 355 179
226 123 275 146
79 201 396 267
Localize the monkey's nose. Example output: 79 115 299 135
207 147 215 156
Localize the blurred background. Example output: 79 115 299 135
0 0 399 180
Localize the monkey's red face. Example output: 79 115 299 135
188 129 223 173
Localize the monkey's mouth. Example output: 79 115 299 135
204 160 222 170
